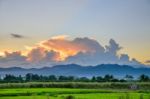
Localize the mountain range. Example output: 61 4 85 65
0 64 150 78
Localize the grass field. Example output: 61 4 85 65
1 93 150 99
0 82 150 99
0 88 150 99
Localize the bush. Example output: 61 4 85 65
66 95 75 99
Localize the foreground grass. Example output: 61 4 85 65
0 93 150 99
0 88 122 96
0 88 150 99
0 82 150 99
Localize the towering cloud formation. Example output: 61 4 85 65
105 39 122 56
65 38 141 66
40 37 105 60
0 36 144 68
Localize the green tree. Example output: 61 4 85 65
104 74 114 82
79 77 89 82
91 76 96 82
3 74 20 82
96 76 103 82
48 75 57 81
139 74 149 82
125 75 134 82
25 73 33 81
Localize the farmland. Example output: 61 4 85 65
0 88 150 99
0 82 150 99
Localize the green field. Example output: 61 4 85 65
0 82 150 99
0 88 150 99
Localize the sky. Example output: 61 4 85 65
0 0 150 68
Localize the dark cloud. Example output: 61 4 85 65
10 33 25 38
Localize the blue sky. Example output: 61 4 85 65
0 0 150 63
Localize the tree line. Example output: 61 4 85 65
0 73 149 83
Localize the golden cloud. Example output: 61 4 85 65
0 36 144 67
24 36 104 62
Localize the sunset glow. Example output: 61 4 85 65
0 0 150 68
24 36 100 62
0 1 150 98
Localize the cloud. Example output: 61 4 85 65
105 39 122 55
26 47 60 62
26 47 46 62
51 35 69 40
0 52 4 56
10 33 25 38
40 37 105 60
0 51 28 68
119 54 142 66
145 60 150 64
0 36 145 68
65 39 119 65
119 54 130 63
65 39 143 67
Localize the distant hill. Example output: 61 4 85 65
0 64 150 78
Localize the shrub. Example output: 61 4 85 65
66 95 75 99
